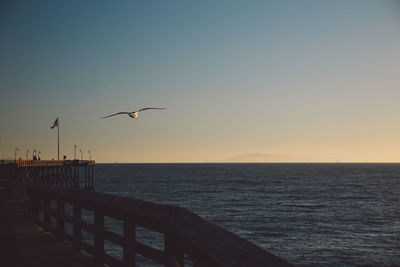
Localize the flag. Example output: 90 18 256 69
50 118 59 129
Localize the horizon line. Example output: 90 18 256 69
95 161 400 164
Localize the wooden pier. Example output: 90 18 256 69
1 160 96 266
0 160 293 267
1 159 95 189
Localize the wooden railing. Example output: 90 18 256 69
1 159 95 167
0 160 95 190
25 183 293 267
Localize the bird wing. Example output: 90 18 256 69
136 107 167 112
100 112 130 119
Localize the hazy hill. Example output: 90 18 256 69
224 153 305 163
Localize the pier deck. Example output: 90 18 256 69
1 197 95 267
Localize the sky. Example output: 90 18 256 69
0 0 399 163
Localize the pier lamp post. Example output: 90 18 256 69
88 150 91 160
15 147 19 161
74 145 77 160
79 149 83 160
26 150 30 160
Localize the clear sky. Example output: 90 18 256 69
1 0 399 163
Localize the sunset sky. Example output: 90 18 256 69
1 1 399 163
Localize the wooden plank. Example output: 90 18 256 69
135 241 166 265
1 196 95 266
43 197 51 231
94 211 104 265
165 208 294 267
64 233 129 267
165 232 184 267
123 219 136 266
57 199 64 240
27 184 178 232
73 203 82 250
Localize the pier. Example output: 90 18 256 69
2 160 95 189
0 160 293 267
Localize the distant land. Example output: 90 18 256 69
223 153 308 163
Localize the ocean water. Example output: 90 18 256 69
91 163 400 266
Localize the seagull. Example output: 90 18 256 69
101 107 166 119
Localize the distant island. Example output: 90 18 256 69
223 153 307 163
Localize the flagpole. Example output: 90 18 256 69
57 117 60 160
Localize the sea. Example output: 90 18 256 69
89 163 400 266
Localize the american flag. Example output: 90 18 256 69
50 118 59 129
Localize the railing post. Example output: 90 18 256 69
90 166 94 190
57 199 64 240
46 167 50 184
28 190 39 223
60 167 63 187
85 166 88 189
73 164 79 188
41 168 45 183
94 211 105 266
67 167 70 187
88 166 92 189
63 167 67 187
73 203 82 249
57 167 60 186
50 167 54 185
43 196 51 231
86 166 89 189
123 218 136 266
69 167 73 187
54 167 57 185
165 233 184 267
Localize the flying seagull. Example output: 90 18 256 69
101 107 166 119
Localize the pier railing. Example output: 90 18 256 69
26 183 293 267
1 159 95 167
1 159 95 190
